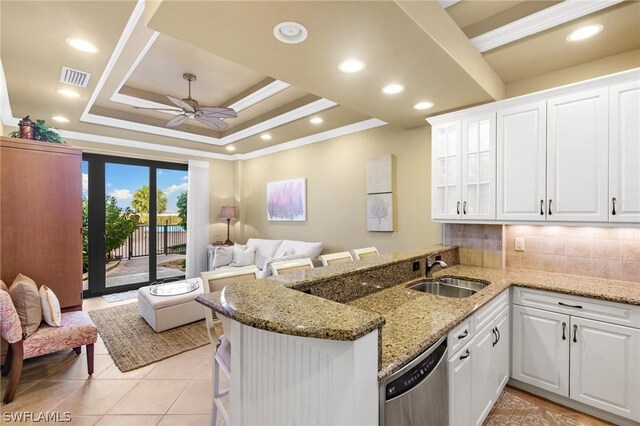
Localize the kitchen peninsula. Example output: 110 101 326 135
196 246 640 426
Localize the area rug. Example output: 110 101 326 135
485 387 610 425
102 290 139 303
89 303 221 372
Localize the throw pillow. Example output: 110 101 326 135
39 285 62 327
274 240 324 259
9 274 42 337
230 243 256 267
213 246 234 269
0 279 8 292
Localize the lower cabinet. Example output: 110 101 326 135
512 290 640 423
448 296 509 426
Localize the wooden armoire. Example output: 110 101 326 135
0 136 83 309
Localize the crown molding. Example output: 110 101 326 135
471 0 624 53
238 118 387 160
228 80 290 112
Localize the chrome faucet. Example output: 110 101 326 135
426 257 448 277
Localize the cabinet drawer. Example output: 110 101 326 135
473 290 509 333
448 319 472 357
513 287 640 328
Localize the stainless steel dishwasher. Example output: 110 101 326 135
379 336 448 426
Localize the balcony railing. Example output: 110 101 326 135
108 223 186 260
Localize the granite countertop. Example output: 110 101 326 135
349 264 640 381
195 246 640 383
196 282 385 341
195 245 455 342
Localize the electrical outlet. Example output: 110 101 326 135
515 237 525 251
412 261 420 271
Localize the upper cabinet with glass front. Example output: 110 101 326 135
427 68 640 225
431 114 496 221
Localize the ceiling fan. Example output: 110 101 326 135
133 73 237 131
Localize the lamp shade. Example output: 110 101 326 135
219 206 237 220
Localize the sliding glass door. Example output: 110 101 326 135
83 154 188 297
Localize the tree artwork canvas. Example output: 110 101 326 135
367 193 393 231
267 178 306 221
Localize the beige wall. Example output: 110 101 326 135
233 124 442 254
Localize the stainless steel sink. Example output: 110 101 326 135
408 277 487 298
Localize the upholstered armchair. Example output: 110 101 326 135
0 290 98 403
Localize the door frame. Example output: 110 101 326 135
83 153 188 297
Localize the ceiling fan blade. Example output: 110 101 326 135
133 106 184 112
194 114 228 131
166 114 189 127
198 107 238 118
167 95 195 112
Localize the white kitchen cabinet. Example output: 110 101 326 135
448 290 510 426
493 308 510 398
609 81 640 223
471 322 496 426
546 88 609 222
448 342 473 426
570 317 640 421
432 121 462 220
462 114 496 220
496 102 547 221
511 305 569 397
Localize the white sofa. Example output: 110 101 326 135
208 238 324 278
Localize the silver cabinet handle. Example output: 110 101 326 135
492 327 498 347
457 330 468 339
540 200 544 215
573 324 578 343
459 349 470 360
463 201 467 215
562 322 566 340
456 201 460 215
548 199 553 215
612 197 617 215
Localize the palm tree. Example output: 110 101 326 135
132 185 168 214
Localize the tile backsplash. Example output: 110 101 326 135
505 226 640 283
443 224 504 269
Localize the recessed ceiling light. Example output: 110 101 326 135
382 84 405 95
57 88 81 98
338 59 366 74
566 25 603 42
225 146 236 152
310 117 323 124
413 101 434 110
51 116 70 123
273 22 308 44
260 133 272 141
66 38 99 54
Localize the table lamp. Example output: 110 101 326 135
219 206 237 245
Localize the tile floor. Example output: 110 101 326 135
1 297 224 426
1 296 610 426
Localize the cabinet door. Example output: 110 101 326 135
448 343 473 426
497 102 547 221
432 121 462 220
471 323 495 426
570 317 640 422
609 81 640 223
547 88 609 222
493 307 510 398
511 305 569 397
462 114 496 220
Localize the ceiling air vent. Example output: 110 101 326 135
59 67 91 88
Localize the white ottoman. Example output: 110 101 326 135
138 278 206 332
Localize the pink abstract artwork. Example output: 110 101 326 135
267 178 306 221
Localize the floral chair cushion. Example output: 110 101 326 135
23 311 98 359
0 290 23 344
